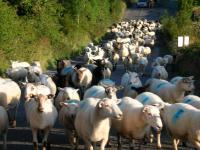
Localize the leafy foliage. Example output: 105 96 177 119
0 0 126 73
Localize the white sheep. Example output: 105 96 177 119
0 106 9 150
136 56 148 76
136 92 164 105
0 78 21 127
161 103 200 150
39 74 57 95
98 79 115 88
75 98 122 150
121 71 142 88
182 95 200 109
163 54 173 64
110 51 119 70
23 83 51 101
136 92 165 148
146 77 194 103
55 87 80 110
25 94 58 150
71 67 93 95
170 76 183 85
10 60 30 68
123 55 133 72
83 85 120 100
59 100 80 149
112 97 163 149
151 65 168 80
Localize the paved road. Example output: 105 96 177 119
2 2 195 150
124 5 164 21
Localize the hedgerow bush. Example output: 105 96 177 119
0 0 126 73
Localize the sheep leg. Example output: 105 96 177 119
157 132 162 149
117 133 122 150
129 139 135 150
172 138 179 150
32 128 38 150
84 139 93 150
42 128 50 150
100 137 109 150
3 133 7 150
192 141 200 150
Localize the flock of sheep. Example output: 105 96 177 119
0 19 199 150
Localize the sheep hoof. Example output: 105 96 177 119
10 120 16 128
33 142 38 150
42 141 47 150
157 144 162 149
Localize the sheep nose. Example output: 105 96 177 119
71 114 76 120
116 113 123 120
38 107 44 112
156 126 162 132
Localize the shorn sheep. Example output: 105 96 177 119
75 98 122 150
25 94 58 150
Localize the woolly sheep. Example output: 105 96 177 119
0 78 21 127
121 71 142 88
136 92 164 105
83 85 121 100
75 98 122 150
71 67 93 95
170 76 183 85
39 74 57 95
146 77 194 103
112 97 163 149
59 100 80 149
23 83 51 101
151 65 168 80
25 94 58 150
0 106 9 150
10 60 30 68
161 103 200 150
182 95 200 109
55 87 80 110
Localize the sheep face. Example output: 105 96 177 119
97 98 122 120
34 94 49 113
105 86 118 99
128 72 141 86
179 77 195 92
62 88 79 101
60 101 79 120
142 105 162 133
24 83 37 100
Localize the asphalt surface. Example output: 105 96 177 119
1 2 196 150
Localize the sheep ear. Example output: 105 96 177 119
116 85 124 90
116 99 122 105
152 103 165 110
58 87 64 91
98 101 105 108
188 76 194 80
75 89 79 92
60 102 68 107
142 106 149 113
47 94 54 99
